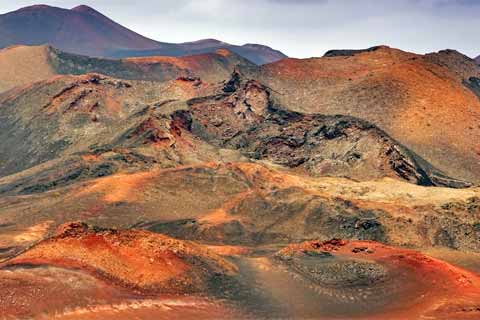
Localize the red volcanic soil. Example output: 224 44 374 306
0 266 238 319
2 222 237 294
277 239 480 319
0 265 131 318
0 222 243 319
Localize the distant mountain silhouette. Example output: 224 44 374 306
0 4 287 64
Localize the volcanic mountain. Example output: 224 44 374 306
0 4 287 64
0 44 254 93
242 46 480 184
1 57 480 318
1 8 480 316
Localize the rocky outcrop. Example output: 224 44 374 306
323 46 384 57
177 73 471 188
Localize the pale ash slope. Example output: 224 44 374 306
244 46 480 184
0 162 479 257
0 45 56 93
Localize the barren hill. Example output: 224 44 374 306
1 31 480 318
3 223 480 319
243 46 480 184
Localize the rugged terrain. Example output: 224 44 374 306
0 41 479 319
0 5 286 64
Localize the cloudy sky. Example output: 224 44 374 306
1 0 479 58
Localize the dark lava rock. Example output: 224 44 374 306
180 72 470 188
323 46 384 58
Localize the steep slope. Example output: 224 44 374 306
0 45 254 93
244 46 480 184
0 45 56 92
0 5 159 57
0 5 286 64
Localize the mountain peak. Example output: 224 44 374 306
17 4 55 11
190 39 224 44
182 39 228 47
71 5 100 14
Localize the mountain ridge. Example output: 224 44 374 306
0 4 287 64
0 44 254 93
